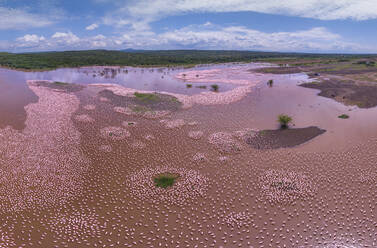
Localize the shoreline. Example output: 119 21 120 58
90 83 259 108
0 61 262 73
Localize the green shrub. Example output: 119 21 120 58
338 114 349 119
210 84 219 92
278 114 293 129
154 174 178 188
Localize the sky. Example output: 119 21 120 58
1 0 377 53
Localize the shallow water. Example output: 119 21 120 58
0 69 38 130
0 63 376 247
0 65 238 95
0 63 265 129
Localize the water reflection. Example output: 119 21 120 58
0 63 265 130
13 65 241 95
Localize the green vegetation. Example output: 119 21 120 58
1 50 374 71
196 85 207 89
134 92 160 102
53 81 69 86
170 97 180 103
210 84 219 92
267 79 274 87
354 60 375 66
34 80 84 92
338 114 350 119
278 114 293 129
154 173 178 188
186 84 193 88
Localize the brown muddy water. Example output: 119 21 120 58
0 63 376 248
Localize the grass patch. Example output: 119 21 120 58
338 114 350 119
186 84 192 88
154 173 179 188
170 97 180 103
53 81 69 86
134 92 160 102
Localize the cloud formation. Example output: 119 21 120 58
158 26 351 51
0 7 53 30
12 25 367 53
108 0 377 24
86 24 99 30
2 1 375 52
16 34 46 48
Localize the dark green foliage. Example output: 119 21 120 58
154 174 178 188
267 79 274 87
278 114 293 129
210 84 219 92
53 81 69 85
186 84 192 88
0 50 371 71
338 114 350 119
196 85 207 89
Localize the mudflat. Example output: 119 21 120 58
245 127 326 149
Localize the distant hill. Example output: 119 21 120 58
120 48 145 52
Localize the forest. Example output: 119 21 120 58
0 50 370 70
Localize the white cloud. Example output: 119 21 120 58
160 26 360 52
9 25 370 53
90 34 107 47
86 23 99 30
0 7 52 30
52 32 80 45
101 0 377 31
15 34 46 48
12 32 111 51
17 34 46 43
109 24 367 52
134 0 377 21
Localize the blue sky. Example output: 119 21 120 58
1 0 377 53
